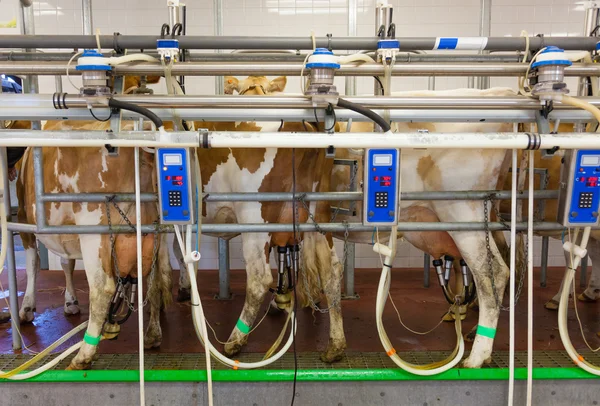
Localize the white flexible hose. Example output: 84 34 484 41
337 54 376 65
508 149 517 406
557 96 600 376
526 149 534 406
180 155 297 371
108 54 158 65
375 226 465 375
133 147 146 406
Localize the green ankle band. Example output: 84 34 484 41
83 332 102 346
236 319 251 334
476 325 496 339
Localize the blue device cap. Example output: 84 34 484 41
156 39 180 48
75 49 111 71
312 48 334 55
377 39 400 49
531 46 572 69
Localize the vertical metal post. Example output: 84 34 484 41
55 76 63 93
476 0 491 89
1 148 21 350
580 255 588 288
345 0 357 97
343 242 358 299
214 0 224 95
81 0 94 36
216 238 232 300
33 148 47 230
540 236 549 287
168 1 180 26
423 253 430 288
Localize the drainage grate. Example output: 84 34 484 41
1 350 599 371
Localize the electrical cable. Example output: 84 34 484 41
337 98 391 132
290 148 298 406
89 108 112 122
107 98 163 129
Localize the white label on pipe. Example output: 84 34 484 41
434 37 488 50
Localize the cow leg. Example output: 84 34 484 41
316 234 346 363
224 232 272 357
68 235 116 370
62 259 80 315
578 238 600 302
19 242 39 323
433 201 508 368
171 236 191 302
145 234 172 349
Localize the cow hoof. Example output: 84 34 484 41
0 311 11 324
103 322 121 341
144 337 162 349
577 292 598 303
483 356 493 365
64 302 80 316
320 339 346 363
544 299 559 311
177 288 191 303
19 307 35 323
464 328 477 342
461 358 482 369
224 342 243 358
66 360 92 371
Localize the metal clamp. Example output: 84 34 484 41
198 128 210 148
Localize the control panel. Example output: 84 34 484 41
363 148 400 226
558 149 600 227
156 148 194 225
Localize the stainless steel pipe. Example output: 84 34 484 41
6 221 569 234
5 93 600 110
38 190 558 203
0 62 598 77
0 35 597 51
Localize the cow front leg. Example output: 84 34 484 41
172 235 192 302
224 233 272 357
68 235 116 370
19 244 40 323
61 259 80 315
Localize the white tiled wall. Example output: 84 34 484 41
11 0 589 270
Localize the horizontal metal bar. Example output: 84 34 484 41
6 222 567 234
0 35 596 51
0 62 599 77
0 107 592 124
0 130 597 150
50 94 599 110
37 190 559 203
0 51 522 63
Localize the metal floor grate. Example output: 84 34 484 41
0 350 598 371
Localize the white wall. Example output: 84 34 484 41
11 0 588 270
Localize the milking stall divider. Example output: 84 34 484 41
1 0 600 405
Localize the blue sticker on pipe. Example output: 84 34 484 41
436 38 458 50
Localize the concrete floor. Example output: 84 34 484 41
0 265 598 356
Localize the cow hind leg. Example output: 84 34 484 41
172 235 192 302
314 234 346 363
545 250 572 310
68 235 116 370
145 234 173 349
578 239 600 302
62 259 80 315
453 231 508 368
19 240 40 323
224 233 272 357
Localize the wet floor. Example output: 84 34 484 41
0 266 598 356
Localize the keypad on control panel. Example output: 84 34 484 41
375 192 388 208
579 192 594 209
168 191 182 207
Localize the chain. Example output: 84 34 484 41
295 162 356 313
105 196 159 312
483 195 528 312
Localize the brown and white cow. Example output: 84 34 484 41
15 76 172 369
330 87 520 368
172 75 347 362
